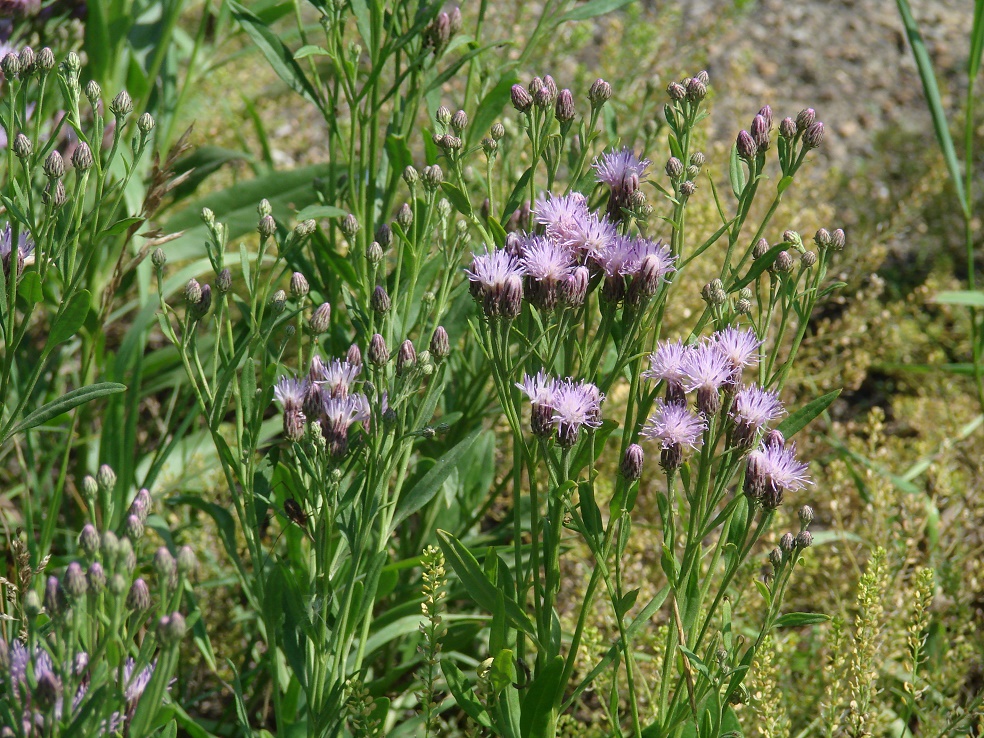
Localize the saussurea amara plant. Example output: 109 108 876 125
0 465 191 737
155 162 475 733
427 71 845 737
0 47 170 562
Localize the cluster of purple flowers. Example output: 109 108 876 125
466 156 674 318
2 643 157 736
517 370 605 447
638 327 811 505
274 355 371 456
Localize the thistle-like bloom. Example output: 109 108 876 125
533 191 589 243
643 339 693 404
641 398 706 470
744 441 811 509
0 221 34 277
551 378 604 447
625 238 676 304
123 658 155 704
731 385 784 447
321 393 371 457
318 359 361 398
560 212 617 260
274 377 308 441
682 341 733 415
521 235 574 311
595 235 637 278
713 326 761 385
465 246 525 318
593 148 652 221
517 370 559 437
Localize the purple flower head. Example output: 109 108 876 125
559 212 617 260
625 238 676 303
593 148 652 193
521 235 574 311
731 385 784 447
465 246 525 318
0 221 34 276
744 441 811 509
551 378 604 447
596 235 637 278
641 399 706 469
683 341 733 415
713 326 761 383
274 376 307 412
643 339 693 404
318 359 361 398
321 393 370 457
533 192 589 242
123 658 155 704
517 370 560 437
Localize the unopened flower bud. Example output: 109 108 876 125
831 228 845 250
1 52 19 79
42 180 67 208
436 105 452 127
44 576 65 616
154 547 177 583
369 333 389 366
685 77 706 101
108 573 127 596
346 343 362 367
801 250 817 267
79 524 100 557
43 150 65 179
110 90 133 118
735 297 752 315
753 238 770 259
764 428 785 449
36 47 55 73
397 203 413 228
814 228 831 248
482 137 498 156
422 165 443 190
783 229 802 248
185 278 203 306
511 84 533 112
804 121 824 149
736 130 756 161
779 532 795 553
796 108 816 132
177 546 197 574
371 285 391 314
64 562 87 598
271 289 287 313
310 302 332 334
258 214 277 238
772 250 794 273
679 180 696 197
403 165 419 188
795 530 813 548
374 223 392 250
621 444 644 481
561 266 589 307
555 89 575 122
690 151 705 168
779 116 796 139
449 6 462 35
149 248 166 270
97 464 116 494
798 505 815 528
101 530 119 560
769 547 783 571
437 198 452 220
161 611 187 644
686 165 700 179
216 267 232 294
430 326 450 359
84 80 101 103
72 142 93 172
450 109 468 132
295 219 316 237
751 114 770 152
588 78 612 108
290 272 309 299
124 514 144 540
13 133 31 159
87 562 106 594
127 578 151 611
366 241 384 265
24 589 42 617
757 104 773 129
665 157 684 178
490 122 505 140
396 339 417 375
666 81 686 100
137 112 155 133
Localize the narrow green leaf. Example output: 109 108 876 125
17 271 42 304
970 0 984 80
7 382 126 439
294 44 329 59
437 530 537 638
392 429 480 532
100 216 144 237
754 579 772 605
729 143 745 199
730 244 785 290
774 389 840 439
521 655 564 738
557 0 634 22
441 181 474 217
776 174 795 195
295 204 347 220
896 0 968 211
773 612 831 628
229 0 325 114
502 167 533 219
47 289 91 348
934 289 984 307
442 661 492 727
